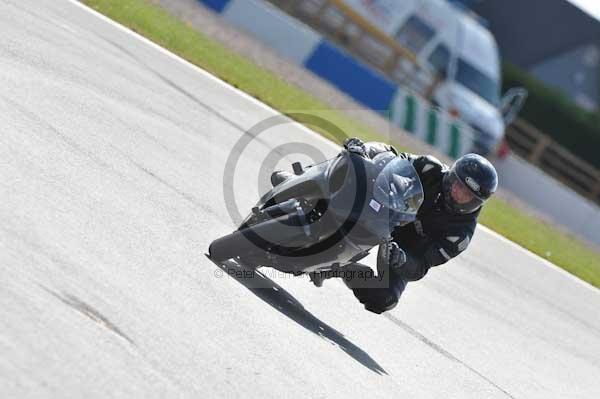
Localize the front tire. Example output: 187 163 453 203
208 230 259 263
208 214 304 263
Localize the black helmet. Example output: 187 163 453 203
442 154 498 214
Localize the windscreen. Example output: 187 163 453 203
456 58 500 106
373 158 424 226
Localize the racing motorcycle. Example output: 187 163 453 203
208 149 424 276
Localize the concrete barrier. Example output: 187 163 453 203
304 40 398 111
495 155 600 246
221 0 321 64
390 88 474 158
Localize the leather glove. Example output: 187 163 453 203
377 240 407 276
343 137 366 156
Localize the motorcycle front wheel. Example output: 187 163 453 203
208 214 307 263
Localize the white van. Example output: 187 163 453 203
343 0 525 154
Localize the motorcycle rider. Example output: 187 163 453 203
271 137 498 314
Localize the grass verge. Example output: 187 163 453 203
81 0 600 288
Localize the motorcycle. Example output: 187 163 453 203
208 149 424 276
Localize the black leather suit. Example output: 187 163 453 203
346 142 480 314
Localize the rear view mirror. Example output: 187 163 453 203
501 87 528 126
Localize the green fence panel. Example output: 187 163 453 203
449 124 461 158
426 109 438 145
403 95 416 133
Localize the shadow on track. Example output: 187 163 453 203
206 255 387 375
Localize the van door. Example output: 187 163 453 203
426 43 451 78
392 1 460 75
393 15 437 54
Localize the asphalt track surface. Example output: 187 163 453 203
1 1 600 398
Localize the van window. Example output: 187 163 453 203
456 58 500 106
427 44 450 77
394 16 435 53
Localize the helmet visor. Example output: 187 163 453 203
443 171 484 213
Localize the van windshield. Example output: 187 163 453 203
456 58 500 106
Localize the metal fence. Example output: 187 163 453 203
505 119 600 204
